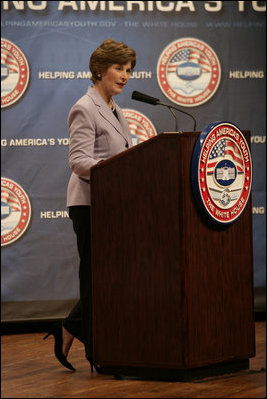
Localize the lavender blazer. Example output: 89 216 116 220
66 86 132 207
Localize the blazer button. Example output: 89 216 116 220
125 143 129 148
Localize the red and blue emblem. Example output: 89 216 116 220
191 122 252 224
1 38 30 108
157 38 221 107
1 177 31 246
123 109 157 146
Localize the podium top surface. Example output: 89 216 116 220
91 129 250 174
90 131 199 173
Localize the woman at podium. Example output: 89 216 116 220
44 38 136 372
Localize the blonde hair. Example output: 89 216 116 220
89 39 136 83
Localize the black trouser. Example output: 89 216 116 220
63 206 92 362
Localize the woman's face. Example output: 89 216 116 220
99 62 132 98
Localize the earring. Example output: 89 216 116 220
97 73 101 79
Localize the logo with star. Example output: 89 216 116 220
157 38 221 107
1 38 30 108
123 109 157 146
191 122 252 224
1 177 32 246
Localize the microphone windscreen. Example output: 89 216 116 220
132 91 159 105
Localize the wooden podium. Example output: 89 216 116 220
90 132 255 380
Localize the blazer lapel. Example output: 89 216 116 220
87 86 131 145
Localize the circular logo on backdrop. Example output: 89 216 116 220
191 122 252 224
157 38 221 107
1 177 31 246
123 109 157 145
1 38 30 108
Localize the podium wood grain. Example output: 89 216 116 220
90 132 255 370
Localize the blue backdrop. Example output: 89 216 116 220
1 1 266 321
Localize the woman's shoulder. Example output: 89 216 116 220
69 88 96 114
67 88 97 125
74 89 94 108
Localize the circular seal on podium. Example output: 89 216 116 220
191 122 252 224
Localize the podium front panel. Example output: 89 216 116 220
91 132 255 370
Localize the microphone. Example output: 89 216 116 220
131 91 159 105
131 90 197 131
